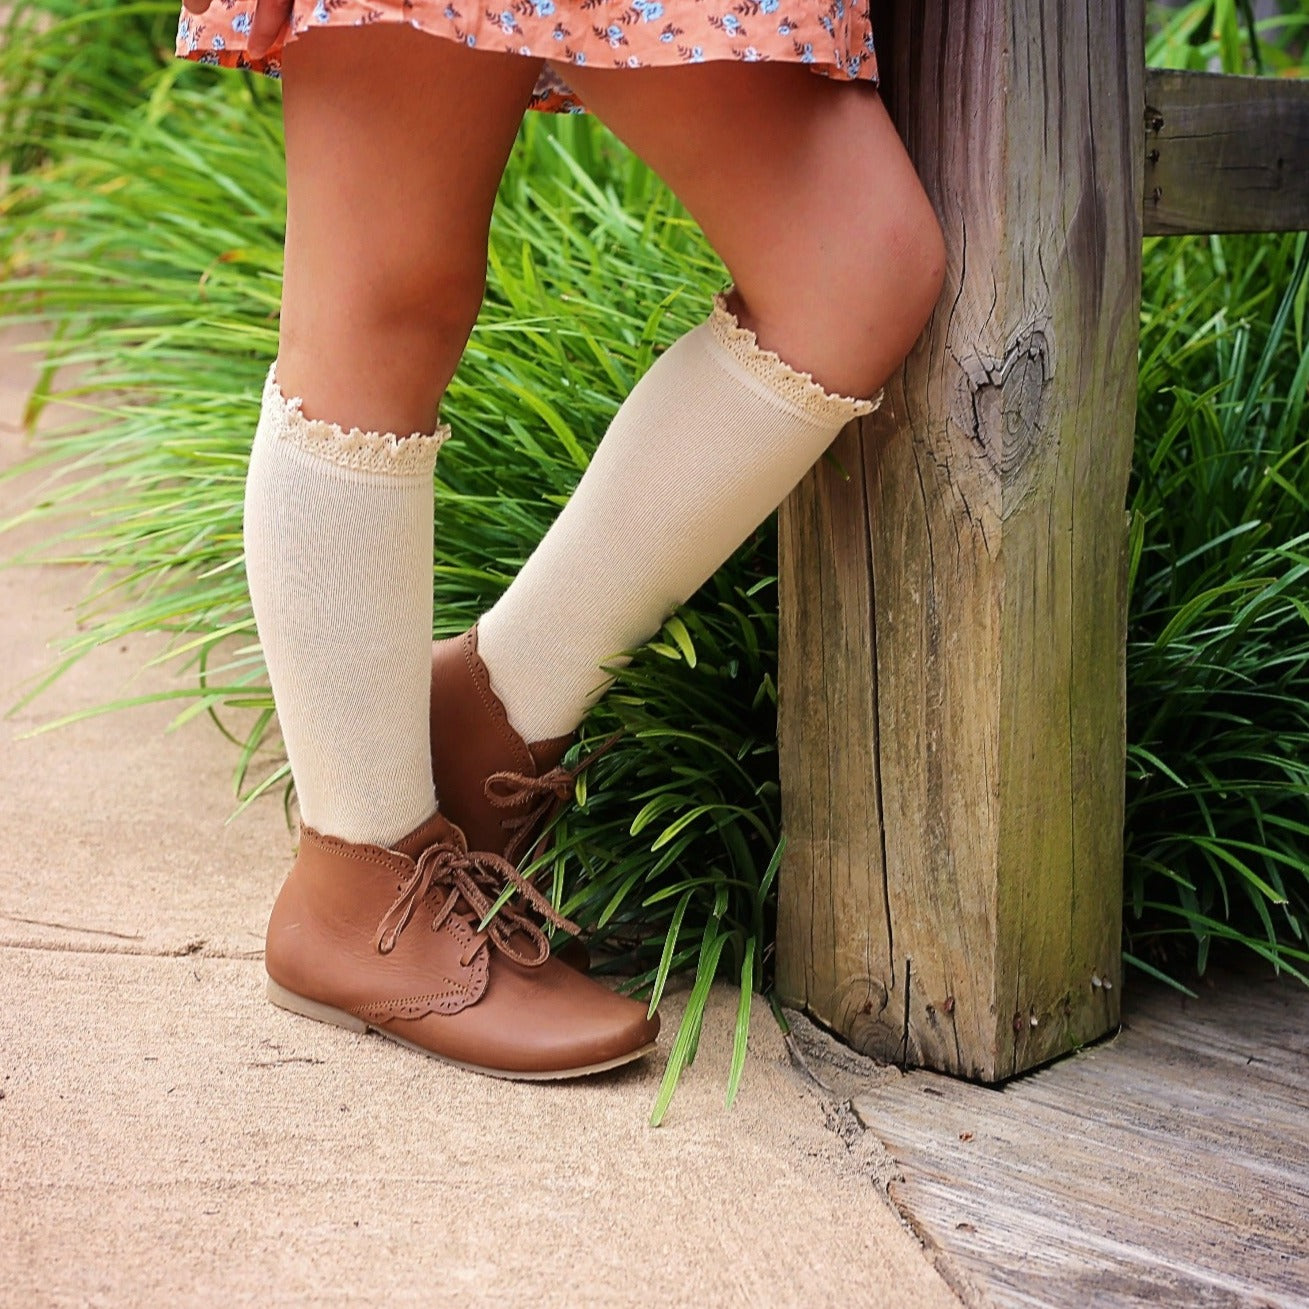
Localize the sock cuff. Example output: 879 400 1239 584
706 287 884 426
260 363 450 477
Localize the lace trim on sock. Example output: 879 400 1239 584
261 363 450 476
707 288 884 425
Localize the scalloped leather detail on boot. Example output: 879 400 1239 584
350 915 490 1021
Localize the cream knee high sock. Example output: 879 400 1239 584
243 365 447 847
477 289 882 743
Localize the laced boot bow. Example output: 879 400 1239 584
373 829 580 970
484 730 623 869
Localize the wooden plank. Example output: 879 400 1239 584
889 1173 1296 1309
776 0 1143 1079
1144 69 1309 236
863 1080 1309 1248
842 969 1309 1308
1119 1010 1309 1093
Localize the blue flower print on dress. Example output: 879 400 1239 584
532 0 554 15
312 0 329 22
211 33 225 49
231 10 252 33
632 0 662 21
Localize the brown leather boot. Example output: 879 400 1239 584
429 625 618 865
429 626 620 970
264 811 659 1078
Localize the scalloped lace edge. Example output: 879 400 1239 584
707 288 884 424
261 363 449 475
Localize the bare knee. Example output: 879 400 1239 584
335 257 487 355
279 248 487 435
730 195 946 403
864 193 947 352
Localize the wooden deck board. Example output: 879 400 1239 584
848 965 1309 1307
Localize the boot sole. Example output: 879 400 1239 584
266 979 657 1081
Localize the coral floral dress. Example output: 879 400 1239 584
175 0 878 113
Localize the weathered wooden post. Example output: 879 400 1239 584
776 0 1145 1079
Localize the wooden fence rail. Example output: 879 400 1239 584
776 3 1309 1081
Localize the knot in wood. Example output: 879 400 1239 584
961 329 1053 503
834 976 892 1055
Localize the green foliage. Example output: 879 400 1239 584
1127 4 1309 987
3 3 1308 1122
1127 231 1309 988
0 0 178 171
1147 0 1309 75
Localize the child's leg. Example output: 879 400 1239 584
477 64 946 741
276 29 543 434
562 63 944 399
246 27 543 846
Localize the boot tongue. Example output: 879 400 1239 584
528 733 574 776
390 810 465 862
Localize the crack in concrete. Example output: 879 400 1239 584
0 938 263 961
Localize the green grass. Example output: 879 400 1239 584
2 0 1308 1119
0 0 179 173
1126 228 1309 989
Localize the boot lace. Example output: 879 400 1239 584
484 730 624 867
374 840 579 968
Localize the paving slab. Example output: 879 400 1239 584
1 325 293 960
0 601 291 960
1 948 961 1308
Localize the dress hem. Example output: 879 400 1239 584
175 3 879 115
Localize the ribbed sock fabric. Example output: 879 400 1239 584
243 365 448 848
477 288 883 743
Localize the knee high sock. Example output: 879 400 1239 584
243 365 447 847
477 288 883 743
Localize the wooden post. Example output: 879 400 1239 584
776 0 1145 1080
